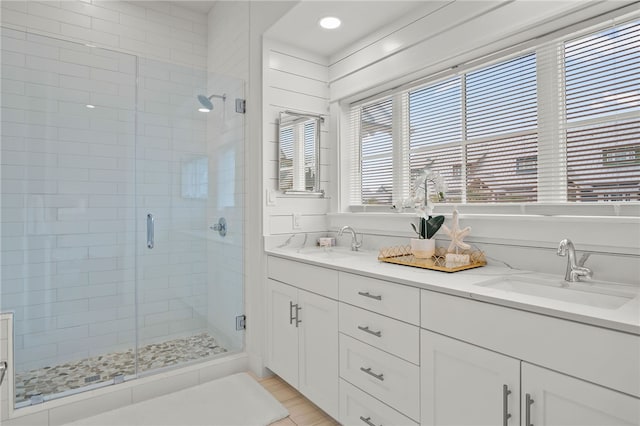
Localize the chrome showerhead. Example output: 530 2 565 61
197 93 226 112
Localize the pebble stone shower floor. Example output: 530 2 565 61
15 333 226 404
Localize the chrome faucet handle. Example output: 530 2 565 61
577 252 591 267
570 266 593 282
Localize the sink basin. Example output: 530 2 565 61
475 275 637 310
288 246 370 259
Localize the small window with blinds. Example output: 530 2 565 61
359 98 393 205
564 20 640 202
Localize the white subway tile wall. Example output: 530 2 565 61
0 1 246 384
0 0 207 69
1 27 138 373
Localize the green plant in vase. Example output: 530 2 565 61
402 164 447 258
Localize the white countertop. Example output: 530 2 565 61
266 246 640 336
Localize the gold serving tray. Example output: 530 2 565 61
378 245 486 273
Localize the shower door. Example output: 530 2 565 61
134 63 245 374
1 28 138 405
1 27 245 407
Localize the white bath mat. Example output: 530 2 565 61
65 373 289 426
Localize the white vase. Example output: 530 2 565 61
410 238 435 259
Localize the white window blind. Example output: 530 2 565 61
358 98 394 205
347 18 639 209
466 53 538 203
409 78 463 202
304 121 317 191
564 20 640 202
279 126 294 191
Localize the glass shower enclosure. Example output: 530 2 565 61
0 28 245 407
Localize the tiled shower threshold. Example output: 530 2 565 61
15 333 226 405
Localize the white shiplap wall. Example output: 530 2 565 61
262 39 331 235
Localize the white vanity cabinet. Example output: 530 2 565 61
421 329 640 426
522 363 640 426
420 329 520 426
266 257 339 419
265 253 639 426
420 290 640 426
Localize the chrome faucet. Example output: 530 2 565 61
557 239 592 282
338 225 362 251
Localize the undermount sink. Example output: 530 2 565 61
291 246 370 258
475 275 637 310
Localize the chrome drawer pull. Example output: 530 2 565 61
360 367 384 381
357 325 382 337
289 301 296 325
360 416 378 426
358 291 382 301
295 305 302 327
503 384 512 426
525 393 534 426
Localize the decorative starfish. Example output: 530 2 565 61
442 208 471 253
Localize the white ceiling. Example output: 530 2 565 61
265 1 426 59
171 1 216 14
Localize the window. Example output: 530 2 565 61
348 19 640 207
564 20 640 202
360 98 394 205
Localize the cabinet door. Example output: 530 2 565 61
298 289 339 419
522 363 640 426
421 329 520 426
266 279 299 387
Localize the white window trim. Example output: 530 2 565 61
340 15 640 218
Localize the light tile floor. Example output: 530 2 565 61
253 373 339 426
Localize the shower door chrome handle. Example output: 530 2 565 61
147 214 154 249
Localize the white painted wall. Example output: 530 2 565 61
262 39 331 236
0 0 213 374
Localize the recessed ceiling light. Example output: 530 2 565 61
319 16 341 30
86 104 96 109
198 107 211 113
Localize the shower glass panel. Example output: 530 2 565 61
135 62 245 373
1 27 245 407
1 28 138 405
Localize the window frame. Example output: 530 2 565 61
344 17 640 215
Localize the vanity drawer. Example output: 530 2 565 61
339 302 419 364
339 273 420 325
340 379 418 426
268 256 338 299
339 334 420 421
